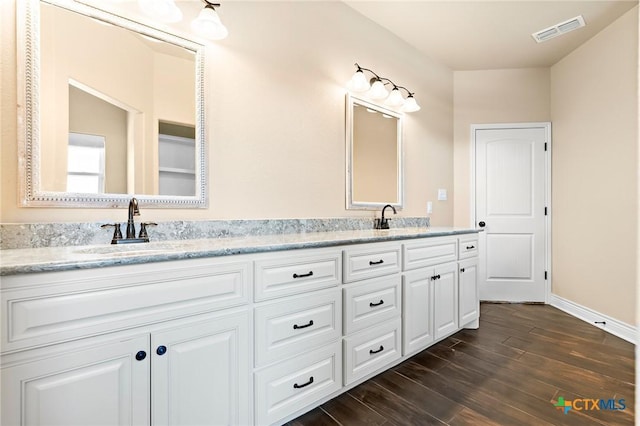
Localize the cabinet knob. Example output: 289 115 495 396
156 345 167 356
478 221 486 228
460 268 465 273
135 351 147 361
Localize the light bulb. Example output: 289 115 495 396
191 5 229 40
368 79 388 100
385 87 405 107
402 95 421 112
347 70 370 92
138 0 182 23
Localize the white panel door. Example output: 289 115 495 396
402 268 434 355
1 334 150 426
475 124 548 302
151 308 251 426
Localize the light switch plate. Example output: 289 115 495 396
427 201 433 214
437 189 447 201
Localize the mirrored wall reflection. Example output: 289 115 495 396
38 0 198 197
158 122 196 196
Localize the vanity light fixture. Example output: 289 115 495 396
191 1 229 40
138 0 183 23
347 63 421 113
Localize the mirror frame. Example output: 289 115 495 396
345 94 404 210
17 0 207 208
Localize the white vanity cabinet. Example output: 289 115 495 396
252 248 343 426
401 235 479 356
1 257 253 426
1 230 481 426
342 242 402 386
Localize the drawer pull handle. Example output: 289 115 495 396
293 320 314 330
369 345 384 355
466 245 475 250
293 376 314 389
369 259 384 266
293 271 313 279
369 300 385 307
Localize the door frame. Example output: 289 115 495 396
470 122 552 303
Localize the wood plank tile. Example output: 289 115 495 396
348 379 447 425
319 393 387 426
284 407 339 426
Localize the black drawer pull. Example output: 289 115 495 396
466 245 475 250
293 271 313 279
156 345 167 356
135 351 147 361
369 345 384 355
460 268 465 273
369 300 384 307
369 259 384 265
293 376 314 389
293 320 314 330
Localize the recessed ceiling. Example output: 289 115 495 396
344 1 638 70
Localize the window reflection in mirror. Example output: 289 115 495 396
346 95 403 210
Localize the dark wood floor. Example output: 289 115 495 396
287 303 635 426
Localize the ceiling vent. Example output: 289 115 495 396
532 15 586 43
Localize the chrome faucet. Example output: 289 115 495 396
126 197 140 239
375 204 397 229
101 197 156 244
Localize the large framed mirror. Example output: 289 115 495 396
346 94 403 210
17 0 207 208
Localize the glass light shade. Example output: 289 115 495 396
385 88 405 107
368 80 389 100
191 6 229 40
138 0 183 23
347 70 370 92
402 95 421 112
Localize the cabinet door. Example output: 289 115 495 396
151 308 250 426
402 268 434 356
434 262 459 339
458 257 479 326
1 334 150 426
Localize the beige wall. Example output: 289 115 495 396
550 7 638 325
1 1 454 224
453 68 551 227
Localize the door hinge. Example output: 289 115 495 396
545 271 548 280
544 207 548 216
544 142 548 151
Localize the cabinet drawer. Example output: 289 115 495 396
343 318 401 386
458 235 479 260
343 275 401 335
254 249 341 301
255 288 342 367
2 259 251 353
343 243 401 283
254 341 342 426
403 237 457 270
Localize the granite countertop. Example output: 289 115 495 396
0 227 480 276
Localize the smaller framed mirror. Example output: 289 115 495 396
346 94 403 210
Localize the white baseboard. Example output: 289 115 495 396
548 293 636 344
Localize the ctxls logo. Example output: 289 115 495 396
553 397 626 414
